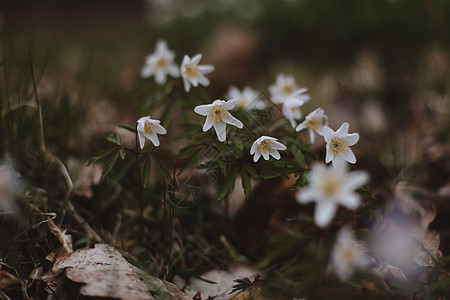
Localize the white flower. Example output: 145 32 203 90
250 136 287 162
140 40 180 84
0 164 22 213
269 73 310 104
194 99 243 142
323 122 359 169
181 54 214 92
296 162 368 227
226 86 265 110
281 96 306 128
296 108 328 143
331 227 369 280
137 116 167 148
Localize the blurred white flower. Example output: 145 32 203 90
331 227 369 280
281 96 306 128
140 40 180 84
250 136 287 162
181 54 214 92
296 108 328 143
137 116 167 148
296 163 368 227
323 122 359 169
269 73 310 104
0 164 22 213
226 86 264 110
194 99 243 142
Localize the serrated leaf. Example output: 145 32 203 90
100 150 120 180
241 170 251 197
106 132 122 145
88 147 117 165
153 154 172 183
218 167 239 200
142 155 151 188
118 123 136 133
119 148 126 160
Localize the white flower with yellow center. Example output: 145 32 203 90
296 163 368 227
250 136 287 162
226 86 265 110
323 122 359 169
269 73 310 104
140 40 180 84
281 96 307 128
331 227 369 280
137 116 167 148
296 108 328 143
181 54 214 92
194 99 243 142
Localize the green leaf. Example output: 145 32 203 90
242 163 258 178
218 167 239 200
119 148 126 160
241 169 251 197
100 150 120 180
118 123 136 133
260 166 297 179
88 147 117 165
153 154 172 183
106 132 122 145
290 145 305 166
142 155 151 188
234 137 244 151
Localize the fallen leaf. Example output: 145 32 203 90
0 270 21 290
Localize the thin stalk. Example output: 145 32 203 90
29 54 46 154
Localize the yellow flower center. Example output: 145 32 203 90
307 117 320 130
341 246 355 264
185 65 198 78
144 121 155 134
330 137 348 155
290 107 297 112
282 85 293 95
257 139 273 153
321 176 340 196
156 57 167 68
210 105 226 121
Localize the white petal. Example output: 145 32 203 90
295 121 307 132
250 141 258 155
191 54 202 64
261 151 270 160
214 122 227 142
269 149 281 160
322 126 334 142
183 77 191 92
194 104 212 116
146 132 160 147
154 124 167 134
343 171 369 190
331 156 347 170
308 129 315 144
198 65 215 74
335 122 349 137
140 65 153 78
182 55 190 67
338 193 360 210
345 133 359 146
224 113 243 128
223 99 239 110
272 141 287 150
138 132 146 149
296 187 315 204
197 74 210 87
315 202 337 227
155 71 167 84
340 149 357 164
202 117 214 132
325 146 334 163
253 151 261 162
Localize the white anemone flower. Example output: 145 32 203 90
323 122 360 169
269 73 310 104
140 40 180 84
194 99 243 142
250 136 287 162
295 108 328 143
296 163 368 227
0 164 21 213
282 96 306 128
181 54 214 92
331 227 369 280
137 116 167 148
226 86 265 110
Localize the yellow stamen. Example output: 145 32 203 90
308 117 319 130
185 65 197 78
257 139 273 153
210 105 226 121
156 57 167 68
282 85 293 95
321 177 339 196
330 137 348 155
144 121 155 134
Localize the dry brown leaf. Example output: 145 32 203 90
45 243 188 300
0 270 21 290
46 219 73 263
